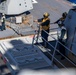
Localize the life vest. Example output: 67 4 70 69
57 17 65 25
41 18 50 30
1 16 5 23
57 26 67 41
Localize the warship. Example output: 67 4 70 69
0 0 76 75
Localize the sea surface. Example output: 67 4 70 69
69 0 76 3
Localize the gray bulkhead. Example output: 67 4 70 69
64 9 76 56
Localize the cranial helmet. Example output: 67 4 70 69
62 12 67 18
2 13 5 16
43 12 49 17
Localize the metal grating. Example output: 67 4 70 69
0 37 52 70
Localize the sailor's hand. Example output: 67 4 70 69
33 20 38 22
38 22 41 25
34 20 41 25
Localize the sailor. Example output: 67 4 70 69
54 12 67 60
34 12 50 48
58 24 67 60
54 12 67 26
1 13 6 31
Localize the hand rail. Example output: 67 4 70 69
43 29 76 56
43 29 76 66
39 34 76 67
32 25 76 68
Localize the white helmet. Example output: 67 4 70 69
2 13 5 16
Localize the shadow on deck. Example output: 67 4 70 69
36 40 76 68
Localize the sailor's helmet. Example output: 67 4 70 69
62 12 67 18
43 12 50 17
2 13 5 16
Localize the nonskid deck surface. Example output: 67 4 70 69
0 0 73 39
0 14 37 39
0 36 52 70
5 14 36 36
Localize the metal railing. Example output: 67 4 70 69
32 25 76 68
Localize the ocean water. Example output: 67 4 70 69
69 0 76 3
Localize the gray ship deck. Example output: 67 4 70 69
0 0 73 39
0 0 75 75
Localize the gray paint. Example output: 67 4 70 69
64 9 76 54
